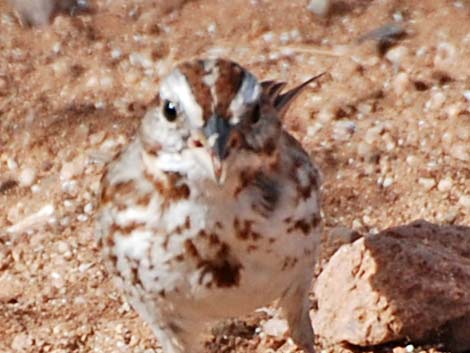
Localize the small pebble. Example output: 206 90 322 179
79 263 93 273
418 177 436 191
77 214 89 222
459 195 470 208
307 0 330 16
18 167 37 187
207 23 217 33
450 143 470 161
434 42 456 69
425 91 446 111
60 157 86 180
61 180 78 196
59 217 70 227
317 107 334 123
129 52 153 69
437 177 453 192
443 208 459 223
463 90 470 101
365 125 385 144
11 333 32 351
111 48 122 59
383 176 394 188
57 241 71 254
7 158 18 170
385 46 408 66
392 72 410 95
84 202 93 214
332 120 356 141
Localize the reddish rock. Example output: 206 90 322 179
313 220 470 351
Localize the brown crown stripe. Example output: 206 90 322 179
178 61 213 120
177 59 246 121
178 60 213 120
214 60 245 119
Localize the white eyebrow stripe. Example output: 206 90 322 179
228 72 261 125
160 69 204 128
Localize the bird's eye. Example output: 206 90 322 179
251 103 260 124
163 100 178 122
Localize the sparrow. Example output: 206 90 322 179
96 58 323 353
9 0 89 26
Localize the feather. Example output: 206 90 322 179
262 72 326 117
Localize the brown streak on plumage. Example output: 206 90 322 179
233 218 259 241
101 180 136 204
184 239 200 260
136 193 152 206
199 243 242 288
287 219 312 236
144 170 190 210
110 222 144 236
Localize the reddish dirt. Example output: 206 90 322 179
1 0 469 352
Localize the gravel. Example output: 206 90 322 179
1 0 469 352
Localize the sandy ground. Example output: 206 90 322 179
1 0 470 352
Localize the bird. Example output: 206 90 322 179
9 0 89 26
96 58 323 353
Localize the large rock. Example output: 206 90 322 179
313 220 470 351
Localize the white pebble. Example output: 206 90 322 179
57 241 71 254
385 46 408 66
332 120 356 141
18 167 37 187
129 52 153 69
317 107 334 123
459 195 470 208
392 72 410 95
7 158 18 170
393 11 404 22
63 199 74 209
405 344 415 353
59 217 70 227
365 125 385 144
382 176 394 188
434 42 456 69
111 48 122 59
51 272 61 280
7 204 55 234
61 180 78 196
262 32 274 43
463 90 470 101
437 177 453 192
426 91 446 111
406 155 418 167
60 158 85 181
52 42 61 54
307 0 330 16
450 143 469 161
79 263 93 273
207 23 217 33
418 177 436 191
84 203 93 214
77 214 89 222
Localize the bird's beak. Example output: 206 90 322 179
202 114 233 184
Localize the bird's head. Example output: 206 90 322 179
140 58 323 184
